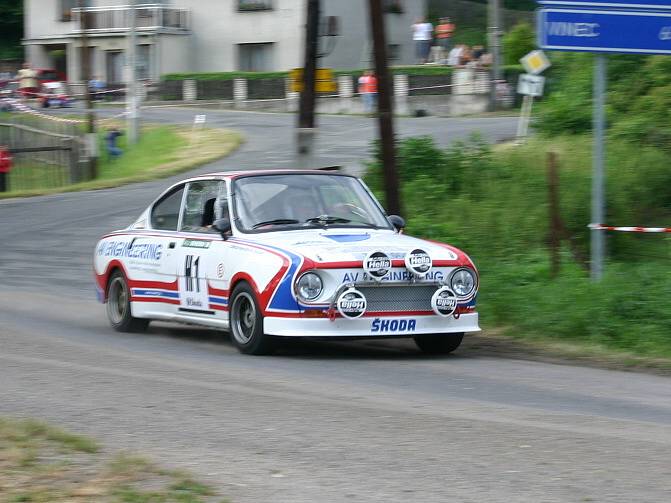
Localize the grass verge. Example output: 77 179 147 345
0 416 229 503
0 124 242 199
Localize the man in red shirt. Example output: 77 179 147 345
357 70 378 115
436 17 456 63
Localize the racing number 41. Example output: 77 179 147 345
184 255 200 292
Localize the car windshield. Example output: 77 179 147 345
232 173 392 232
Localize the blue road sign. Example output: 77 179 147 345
538 8 671 54
537 0 671 9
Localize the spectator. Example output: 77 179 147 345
480 51 493 68
412 17 434 64
105 127 124 159
447 44 464 67
358 70 378 115
89 75 106 100
435 17 455 63
472 45 485 63
16 63 38 99
460 45 474 67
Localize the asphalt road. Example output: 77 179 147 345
2 108 670 502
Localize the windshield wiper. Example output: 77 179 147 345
304 215 352 225
252 218 299 229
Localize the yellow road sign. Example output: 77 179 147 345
289 68 336 93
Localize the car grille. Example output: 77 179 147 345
357 285 436 313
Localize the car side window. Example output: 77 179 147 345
180 180 226 233
151 185 185 231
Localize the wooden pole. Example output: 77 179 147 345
368 0 401 216
547 151 561 278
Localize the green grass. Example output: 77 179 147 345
0 416 229 503
97 125 187 180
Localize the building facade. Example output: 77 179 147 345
23 0 426 85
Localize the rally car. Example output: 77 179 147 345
94 170 480 355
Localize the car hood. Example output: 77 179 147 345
243 229 471 266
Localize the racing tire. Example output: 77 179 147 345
229 282 275 355
413 333 464 355
106 270 149 333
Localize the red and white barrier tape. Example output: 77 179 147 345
589 224 671 233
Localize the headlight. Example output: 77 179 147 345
296 272 323 301
450 268 475 297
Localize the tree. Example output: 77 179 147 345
0 0 23 59
502 22 535 66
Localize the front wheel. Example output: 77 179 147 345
229 282 275 355
413 333 464 355
106 270 149 333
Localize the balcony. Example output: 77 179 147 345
71 4 189 34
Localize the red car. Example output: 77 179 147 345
36 68 67 85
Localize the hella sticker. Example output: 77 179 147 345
363 251 392 281
431 287 458 317
336 288 367 319
405 248 432 277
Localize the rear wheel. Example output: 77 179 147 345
229 282 275 355
413 333 464 355
106 270 149 333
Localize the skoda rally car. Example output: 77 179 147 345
94 171 480 355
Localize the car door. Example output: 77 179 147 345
174 179 228 319
129 182 186 317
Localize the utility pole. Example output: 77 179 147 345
127 0 139 144
488 0 502 111
368 0 401 216
78 0 97 178
297 0 319 158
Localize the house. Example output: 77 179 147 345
23 0 426 85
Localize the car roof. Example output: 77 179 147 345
185 169 352 182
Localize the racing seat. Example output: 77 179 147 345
201 198 216 227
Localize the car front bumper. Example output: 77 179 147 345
264 312 479 337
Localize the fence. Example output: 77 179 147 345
0 114 91 192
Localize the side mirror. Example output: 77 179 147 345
213 218 232 239
388 215 405 232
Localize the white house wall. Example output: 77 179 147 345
24 0 427 77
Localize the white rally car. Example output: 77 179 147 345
94 170 480 355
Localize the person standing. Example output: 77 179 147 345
16 63 38 99
358 70 378 115
435 17 455 63
412 18 434 64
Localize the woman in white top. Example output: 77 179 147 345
412 18 433 64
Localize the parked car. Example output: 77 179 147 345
35 68 67 85
39 82 74 108
93 170 480 355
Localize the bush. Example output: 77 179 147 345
503 22 536 66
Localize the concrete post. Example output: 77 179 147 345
393 74 409 116
183 79 197 102
286 77 300 113
338 75 353 114
233 78 247 109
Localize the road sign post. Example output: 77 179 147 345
515 74 545 141
592 55 606 281
515 51 549 143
